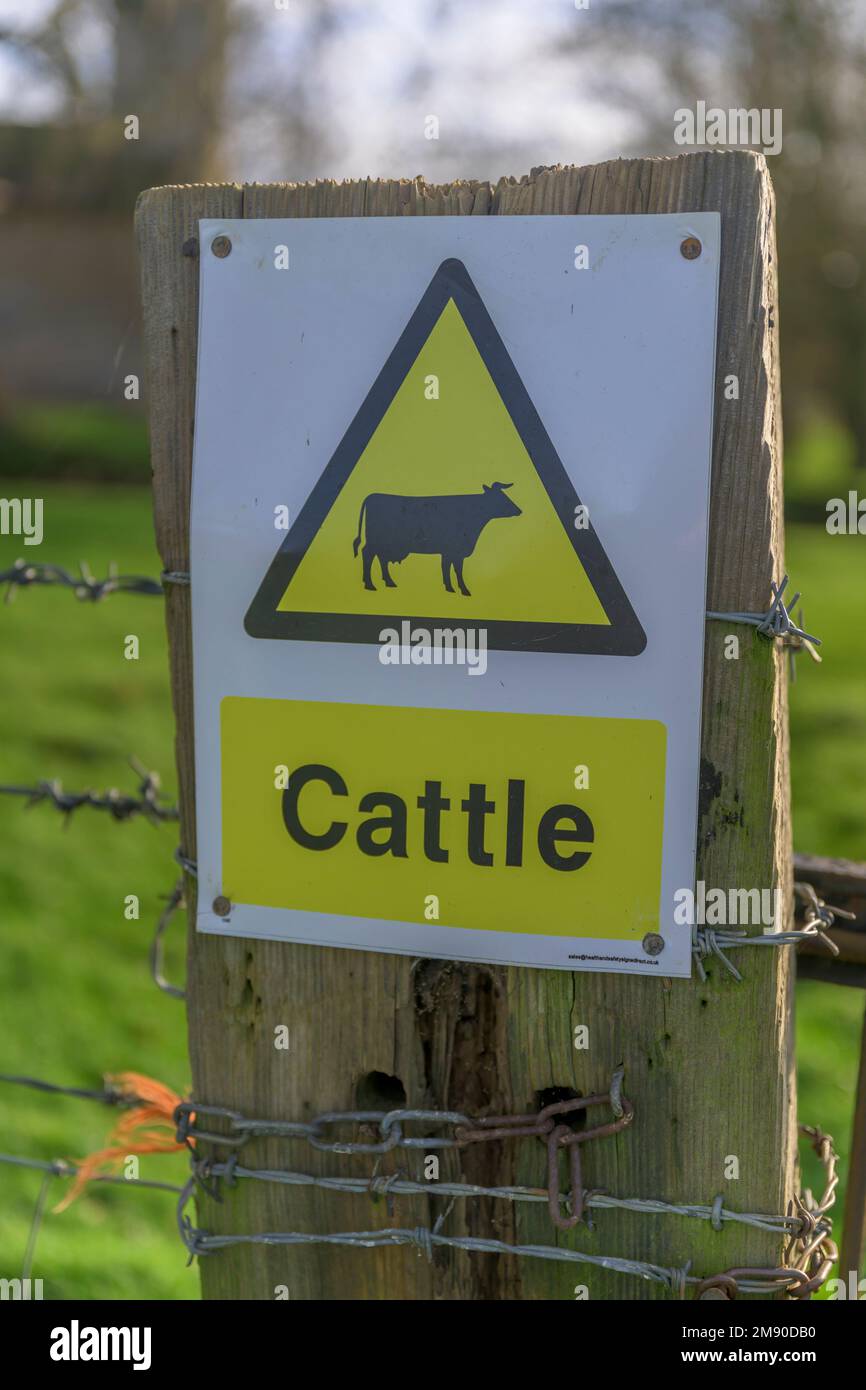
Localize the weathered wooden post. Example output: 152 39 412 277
137 152 798 1299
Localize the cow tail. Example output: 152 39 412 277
352 498 367 557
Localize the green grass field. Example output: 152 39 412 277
0 484 194 1299
0 482 863 1297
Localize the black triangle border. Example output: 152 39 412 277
244 257 647 656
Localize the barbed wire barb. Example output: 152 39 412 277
691 879 846 982
707 574 822 652
1 559 166 603
0 759 178 824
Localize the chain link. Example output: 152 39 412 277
0 1070 837 1297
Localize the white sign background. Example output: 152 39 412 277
190 213 720 977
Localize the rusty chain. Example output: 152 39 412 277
454 1087 634 1230
176 1067 632 1236
1 1070 837 1297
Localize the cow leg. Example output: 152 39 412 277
454 557 471 597
380 557 397 588
441 555 454 593
362 544 376 591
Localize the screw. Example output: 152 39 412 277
680 236 702 261
211 235 232 259
213 895 232 917
642 932 665 957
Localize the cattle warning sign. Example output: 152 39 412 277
191 214 720 976
222 699 666 938
244 258 645 656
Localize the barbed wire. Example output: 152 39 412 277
192 1155 803 1238
0 759 178 824
174 1082 836 1296
176 1189 696 1291
794 880 858 934
2 563 821 664
0 560 193 600
0 1151 184 1195
174 1199 811 1297
0 1073 137 1106
0 560 167 603
0 1070 836 1298
706 575 822 654
691 880 848 982
178 1124 838 1299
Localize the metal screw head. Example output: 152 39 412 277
680 236 702 261
212 895 232 917
642 932 665 957
211 235 232 259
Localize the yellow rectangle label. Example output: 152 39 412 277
221 698 666 940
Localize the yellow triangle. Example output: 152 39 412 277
278 299 609 626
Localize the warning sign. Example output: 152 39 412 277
245 259 646 655
190 213 720 975
221 698 666 941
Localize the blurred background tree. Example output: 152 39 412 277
1 0 863 498
0 0 232 202
553 0 866 504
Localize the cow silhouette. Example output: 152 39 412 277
352 482 522 596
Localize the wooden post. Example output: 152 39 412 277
137 152 796 1300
